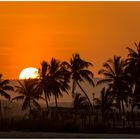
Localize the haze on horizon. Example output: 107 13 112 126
0 2 140 79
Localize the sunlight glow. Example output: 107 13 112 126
19 67 39 79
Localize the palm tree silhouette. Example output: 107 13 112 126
0 74 14 100
99 86 117 127
97 56 129 126
47 58 70 108
12 79 44 118
0 74 14 118
73 93 90 126
74 93 89 113
125 42 140 128
62 54 94 111
36 61 50 109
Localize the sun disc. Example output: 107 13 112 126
19 67 39 79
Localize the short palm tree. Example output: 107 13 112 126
0 74 14 100
62 54 94 111
0 74 14 118
73 93 90 123
100 86 118 127
74 93 89 113
12 79 44 118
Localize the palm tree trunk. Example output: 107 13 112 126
72 80 75 98
44 93 49 109
54 95 58 120
29 101 32 119
55 95 58 108
113 112 116 128
101 104 105 125
131 105 135 129
0 100 3 120
118 100 122 123
76 81 93 112
121 100 125 128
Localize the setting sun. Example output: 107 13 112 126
19 67 39 79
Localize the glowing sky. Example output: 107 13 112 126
1 2 140 79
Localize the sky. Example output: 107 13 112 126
0 2 140 79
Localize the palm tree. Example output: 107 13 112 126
97 56 130 127
125 42 140 128
74 93 89 114
46 58 70 108
36 61 50 109
73 93 90 126
0 74 14 118
12 79 44 118
0 74 14 100
62 54 94 111
100 86 117 127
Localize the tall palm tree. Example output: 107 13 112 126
12 79 44 118
97 56 129 121
62 54 94 111
46 58 70 108
125 42 140 128
36 61 50 109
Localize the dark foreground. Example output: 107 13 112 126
0 131 140 138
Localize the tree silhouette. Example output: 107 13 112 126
12 79 44 118
46 58 70 108
36 61 50 109
0 74 14 100
100 86 117 127
74 93 89 112
0 74 14 118
97 56 130 125
125 42 140 128
73 93 90 125
62 54 94 111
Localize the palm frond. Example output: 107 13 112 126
2 85 14 91
103 62 115 76
11 96 24 101
32 99 41 110
96 79 112 86
0 90 10 100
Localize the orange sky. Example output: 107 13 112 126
0 2 140 79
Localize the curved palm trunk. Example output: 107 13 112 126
76 81 93 111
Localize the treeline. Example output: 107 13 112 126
1 42 140 131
